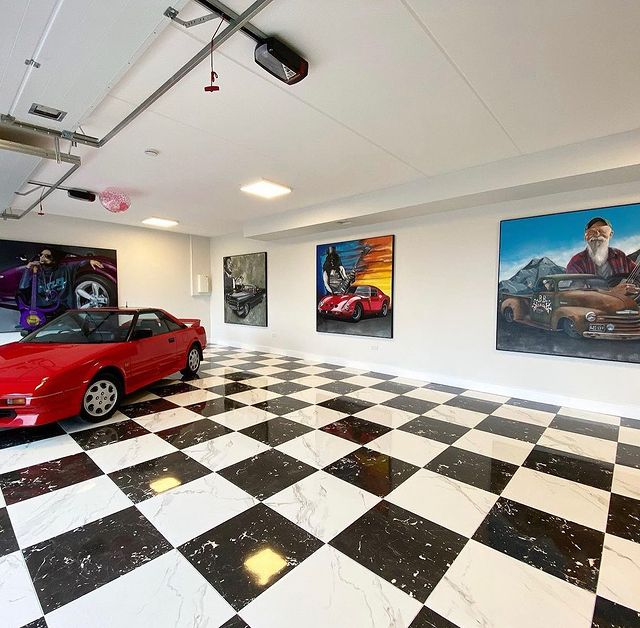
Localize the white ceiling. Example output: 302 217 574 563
4 0 640 236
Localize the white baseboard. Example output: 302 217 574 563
209 339 640 421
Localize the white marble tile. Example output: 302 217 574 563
184 432 269 472
387 469 497 537
87 434 176 474
287 388 340 405
240 545 421 628
227 388 281 405
354 405 417 428
367 431 448 467
461 390 510 403
558 407 620 426
0 551 42 628
276 431 359 469
405 388 456 404
338 367 368 375
293 365 329 375
597 533 640 613
619 425 640 447
492 404 556 427
454 428 535 465
201 366 241 377
0 435 82 474
137 474 257 547
217 358 249 367
9 476 132 548
612 464 640 500
292 375 334 388
427 540 594 628
284 405 346 428
341 375 386 387
121 390 160 405
390 376 429 386
164 389 220 406
133 406 203 432
265 471 380 543
213 406 278 430
425 404 486 428
344 388 397 404
538 428 617 463
45 550 235 628
59 411 129 433
249 366 286 376
188 375 233 389
502 467 610 531
241 375 286 388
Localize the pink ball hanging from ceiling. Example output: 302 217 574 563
99 188 131 213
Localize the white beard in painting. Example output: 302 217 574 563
586 234 610 267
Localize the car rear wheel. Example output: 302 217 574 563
503 307 515 323
75 274 117 308
380 302 389 317
351 303 363 322
181 344 201 376
561 318 582 339
81 374 121 423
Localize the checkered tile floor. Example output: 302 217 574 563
1 346 639 628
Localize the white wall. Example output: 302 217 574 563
211 181 640 420
0 213 211 344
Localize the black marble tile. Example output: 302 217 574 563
239 417 312 447
549 415 619 442
621 416 640 430
314 362 341 370
157 418 231 449
262 381 309 396
23 506 171 613
317 381 363 395
475 415 545 443
591 595 640 628
425 446 518 494
506 398 561 414
0 507 18 557
444 395 502 415
179 503 322 611
399 416 469 445
207 382 254 397
382 396 438 415
22 618 48 628
222 371 260 382
318 396 374 416
425 383 465 395
70 420 149 450
318 370 357 380
616 443 640 470
219 616 250 628
276 361 307 370
0 452 103 505
259 370 304 381
218 449 317 501
607 493 640 543
0 423 65 449
147 381 199 398
330 500 467 602
320 416 391 445
371 381 414 395
185 398 246 417
523 445 613 491
118 398 179 418
409 606 458 628
253 396 310 416
108 451 211 503
324 448 419 497
473 497 604 592
362 371 396 381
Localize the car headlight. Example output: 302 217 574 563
5 397 27 406
585 312 597 322
606 324 615 332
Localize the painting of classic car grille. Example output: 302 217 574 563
0 238 118 334
223 252 267 327
316 235 394 338
497 202 640 364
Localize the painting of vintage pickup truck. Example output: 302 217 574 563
223 252 267 326
497 202 640 364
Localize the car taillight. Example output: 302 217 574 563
5 397 27 406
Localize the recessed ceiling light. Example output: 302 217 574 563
142 217 179 228
240 179 291 199
144 148 160 157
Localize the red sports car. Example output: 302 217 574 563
0 308 207 428
317 284 391 322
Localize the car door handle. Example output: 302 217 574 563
168 337 175 343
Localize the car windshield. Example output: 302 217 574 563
557 278 610 291
346 286 369 296
22 311 135 344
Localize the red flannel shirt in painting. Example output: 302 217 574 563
566 247 636 276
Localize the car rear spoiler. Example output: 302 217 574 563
180 318 201 327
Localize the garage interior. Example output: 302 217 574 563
1 1 639 627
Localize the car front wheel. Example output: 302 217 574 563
503 307 515 323
75 274 117 308
351 303 363 322
561 318 582 339
81 374 121 423
237 303 250 318
181 344 201 376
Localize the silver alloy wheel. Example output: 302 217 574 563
188 347 200 372
83 379 118 417
75 280 110 308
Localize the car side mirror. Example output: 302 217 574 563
132 328 153 340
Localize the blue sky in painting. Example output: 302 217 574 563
499 202 640 280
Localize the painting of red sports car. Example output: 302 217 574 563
317 284 391 322
0 308 206 428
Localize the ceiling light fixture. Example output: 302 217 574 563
142 217 179 228
144 148 160 157
240 179 291 199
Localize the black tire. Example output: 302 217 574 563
74 273 117 309
80 373 121 423
181 344 201 376
503 307 515 323
561 318 581 339
380 302 389 317
351 303 363 322
237 303 250 318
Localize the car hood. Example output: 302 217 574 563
0 342 112 386
320 294 354 305
562 290 638 312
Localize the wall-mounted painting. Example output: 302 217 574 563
497 202 640 364
316 235 394 338
223 252 267 326
0 239 118 334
